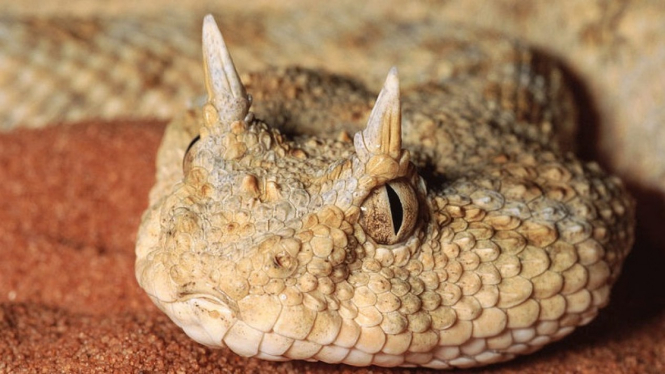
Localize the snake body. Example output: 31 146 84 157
128 15 634 369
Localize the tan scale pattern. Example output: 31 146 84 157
0 15 202 129
135 16 634 369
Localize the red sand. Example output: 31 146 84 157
1 121 664 373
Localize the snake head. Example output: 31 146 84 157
135 15 634 368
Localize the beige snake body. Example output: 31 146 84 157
6 14 633 369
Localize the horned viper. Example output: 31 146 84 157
135 15 634 369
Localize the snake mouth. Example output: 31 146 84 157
177 289 240 313
159 291 240 348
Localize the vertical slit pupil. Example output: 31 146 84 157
185 134 201 155
385 184 403 235
183 134 201 170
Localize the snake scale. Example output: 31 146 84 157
5 13 635 369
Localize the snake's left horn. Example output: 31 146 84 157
354 67 402 162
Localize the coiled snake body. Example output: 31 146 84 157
131 16 635 369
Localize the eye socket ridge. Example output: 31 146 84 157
359 179 419 245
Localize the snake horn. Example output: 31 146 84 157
201 14 251 127
354 67 402 162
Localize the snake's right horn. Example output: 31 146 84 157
201 15 251 128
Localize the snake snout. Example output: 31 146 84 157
164 294 239 348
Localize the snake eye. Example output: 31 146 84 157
359 179 419 245
183 135 201 174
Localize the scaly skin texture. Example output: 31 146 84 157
135 16 635 369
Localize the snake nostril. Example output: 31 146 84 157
273 251 293 268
